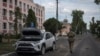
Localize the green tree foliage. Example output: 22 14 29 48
14 7 22 35
71 10 86 34
90 17 100 38
43 18 62 35
96 21 100 37
25 9 37 28
94 0 100 38
94 0 100 5
90 17 97 34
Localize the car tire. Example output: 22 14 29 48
40 46 45 55
52 43 56 51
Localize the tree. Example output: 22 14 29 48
94 0 100 5
43 18 62 35
94 0 100 38
90 17 99 34
25 9 37 28
14 7 22 35
96 21 100 37
71 10 86 34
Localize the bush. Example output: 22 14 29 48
15 34 21 39
3 34 21 39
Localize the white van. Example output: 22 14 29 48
15 28 56 55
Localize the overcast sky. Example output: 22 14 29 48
34 0 100 29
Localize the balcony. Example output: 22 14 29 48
9 30 14 34
3 16 7 20
24 9 26 12
9 4 13 8
3 2 7 7
3 30 7 33
19 8 22 12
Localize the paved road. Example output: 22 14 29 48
71 33 100 56
3 33 100 56
8 37 69 56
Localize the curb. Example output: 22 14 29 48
1 52 14 56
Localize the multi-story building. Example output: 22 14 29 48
0 0 45 34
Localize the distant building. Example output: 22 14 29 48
60 19 71 36
0 0 45 34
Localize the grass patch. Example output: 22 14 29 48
0 42 15 55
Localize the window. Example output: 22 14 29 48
19 1 22 8
46 33 51 39
39 9 40 16
15 0 17 5
3 23 7 29
23 14 26 22
41 11 42 16
41 18 42 24
3 9 7 16
27 5 29 10
23 14 26 18
9 10 13 17
31 6 32 9
9 23 13 29
33 7 35 12
39 18 40 23
3 0 7 2
9 0 12 4
33 7 34 11
23 3 26 9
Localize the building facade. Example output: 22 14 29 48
0 0 45 34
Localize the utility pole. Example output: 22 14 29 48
56 0 58 33
56 0 58 20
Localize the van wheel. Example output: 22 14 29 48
40 46 45 55
52 43 56 51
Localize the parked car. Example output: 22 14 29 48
15 28 56 55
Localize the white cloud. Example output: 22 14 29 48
42 2 56 9
34 0 100 25
62 8 71 13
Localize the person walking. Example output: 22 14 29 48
67 31 75 53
